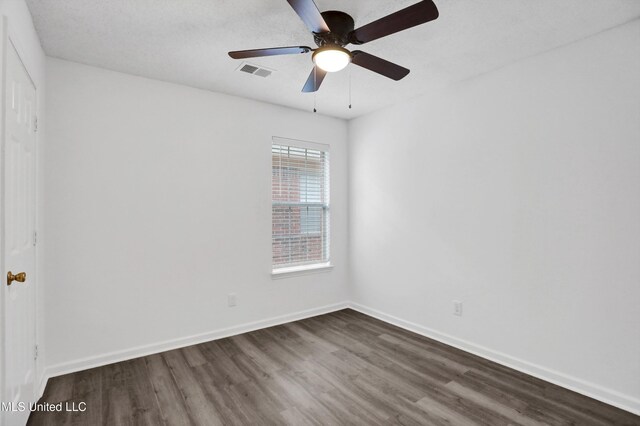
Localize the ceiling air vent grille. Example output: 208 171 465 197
240 64 259 74
254 68 272 78
237 62 273 78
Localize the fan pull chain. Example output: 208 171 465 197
349 67 352 109
313 67 317 113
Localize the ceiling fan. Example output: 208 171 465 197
228 0 439 92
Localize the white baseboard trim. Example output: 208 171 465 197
39 301 349 396
348 302 640 416
37 370 49 400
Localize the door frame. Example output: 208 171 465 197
0 14 40 410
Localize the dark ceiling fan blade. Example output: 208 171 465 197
302 66 327 92
228 46 312 59
351 51 410 80
349 0 439 45
286 0 330 34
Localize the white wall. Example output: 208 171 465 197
0 0 47 395
349 20 640 413
43 58 349 371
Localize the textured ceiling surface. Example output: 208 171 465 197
26 0 640 119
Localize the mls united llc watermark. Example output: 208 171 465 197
1 401 87 412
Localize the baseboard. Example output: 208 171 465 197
40 301 349 393
37 370 49 399
348 302 640 416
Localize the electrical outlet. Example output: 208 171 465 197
228 293 237 307
453 300 463 316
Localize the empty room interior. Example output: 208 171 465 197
0 0 639 424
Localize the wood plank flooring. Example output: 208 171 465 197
28 309 639 425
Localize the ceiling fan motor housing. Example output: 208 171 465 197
314 11 355 47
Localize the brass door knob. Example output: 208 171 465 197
7 271 26 286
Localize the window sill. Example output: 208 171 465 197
271 263 333 279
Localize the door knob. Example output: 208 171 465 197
7 271 26 286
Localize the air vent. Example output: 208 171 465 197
254 68 272 78
237 62 274 78
240 64 259 74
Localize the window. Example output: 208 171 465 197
272 138 330 271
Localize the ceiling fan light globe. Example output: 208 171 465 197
312 47 351 72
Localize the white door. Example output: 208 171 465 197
2 38 37 426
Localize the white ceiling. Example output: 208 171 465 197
26 0 640 119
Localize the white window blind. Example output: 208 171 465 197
272 139 330 269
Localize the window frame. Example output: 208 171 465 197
271 137 331 277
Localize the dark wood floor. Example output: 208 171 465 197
29 309 639 425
